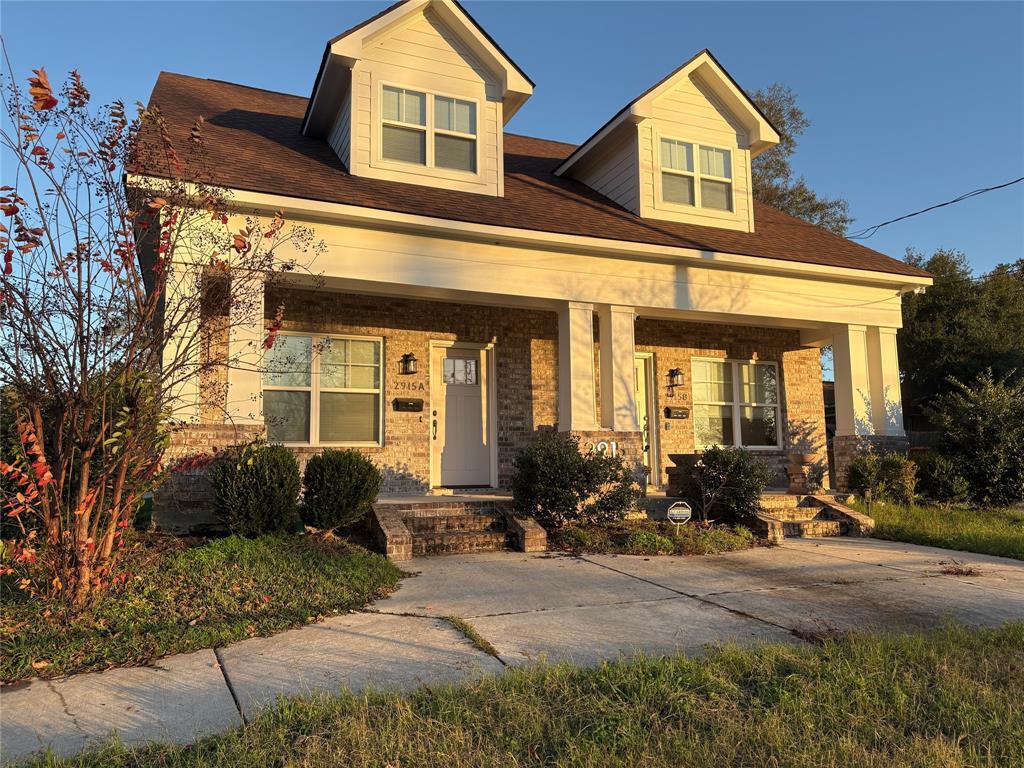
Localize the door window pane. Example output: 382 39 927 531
264 390 310 443
740 406 778 446
382 125 426 165
443 358 478 385
662 173 694 205
435 134 476 172
701 179 733 211
262 336 312 387
694 404 733 446
699 146 731 178
320 393 380 443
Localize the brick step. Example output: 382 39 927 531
406 513 505 534
763 506 827 521
411 530 513 556
782 519 845 537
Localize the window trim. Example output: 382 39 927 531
377 80 481 176
691 357 782 450
262 332 385 448
657 135 735 212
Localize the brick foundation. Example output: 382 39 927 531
832 434 911 491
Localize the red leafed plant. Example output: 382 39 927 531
0 64 321 609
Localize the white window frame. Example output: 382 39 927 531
658 136 734 212
378 81 480 175
691 357 781 450
262 332 385 448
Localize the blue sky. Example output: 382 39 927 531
2 1 1021 273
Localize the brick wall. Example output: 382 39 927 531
156 290 830 530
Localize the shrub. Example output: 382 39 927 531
550 526 597 553
913 452 970 505
302 450 382 531
209 442 301 537
847 449 916 508
621 530 674 555
682 446 774 527
928 370 1024 506
512 432 642 530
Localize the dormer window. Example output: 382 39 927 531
659 138 733 212
381 85 477 173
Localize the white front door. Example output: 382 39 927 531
431 345 491 487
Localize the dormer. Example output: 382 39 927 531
556 50 779 233
303 0 532 197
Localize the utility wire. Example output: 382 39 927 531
848 177 1024 240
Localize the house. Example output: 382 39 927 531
129 0 932 531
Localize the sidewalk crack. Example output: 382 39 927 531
213 648 247 726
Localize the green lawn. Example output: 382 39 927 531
853 501 1024 560
26 623 1024 768
1 534 403 682
550 519 756 556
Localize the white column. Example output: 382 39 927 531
832 324 873 436
162 261 201 422
557 301 599 432
597 304 639 431
226 271 265 425
866 326 905 436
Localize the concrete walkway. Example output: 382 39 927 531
3 537 1023 764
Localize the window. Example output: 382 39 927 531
263 335 383 445
380 85 477 172
692 359 779 448
659 138 733 211
443 357 478 385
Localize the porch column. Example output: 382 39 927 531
162 261 201 422
226 271 265 425
831 324 873 437
557 301 599 432
597 304 639 431
866 326 905 436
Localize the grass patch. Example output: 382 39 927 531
1 534 403 683
25 623 1024 767
550 519 756 556
853 501 1024 560
445 615 501 660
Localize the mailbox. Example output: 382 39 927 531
393 398 424 412
664 407 690 419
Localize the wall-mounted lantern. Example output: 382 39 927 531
399 353 418 375
667 368 684 388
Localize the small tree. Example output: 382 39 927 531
928 370 1024 506
685 446 774 527
0 66 318 607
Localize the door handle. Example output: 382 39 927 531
432 419 438 440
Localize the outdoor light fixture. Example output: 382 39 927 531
667 368 684 388
400 353 418 375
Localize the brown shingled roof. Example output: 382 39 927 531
134 72 931 280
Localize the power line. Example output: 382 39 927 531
848 177 1024 240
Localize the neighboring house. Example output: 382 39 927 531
129 0 932 527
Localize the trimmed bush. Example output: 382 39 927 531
913 452 969 505
682 446 774 527
512 432 641 530
847 449 917 508
302 449 382 531
209 442 300 537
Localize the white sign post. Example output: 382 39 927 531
666 501 692 536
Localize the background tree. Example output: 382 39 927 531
0 66 318 608
899 248 1024 407
750 83 852 235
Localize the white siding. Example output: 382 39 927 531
347 6 503 196
574 129 640 214
328 91 351 170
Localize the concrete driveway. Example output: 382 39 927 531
3 537 1022 764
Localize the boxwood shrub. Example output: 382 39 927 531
302 449 382 531
209 442 300 536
